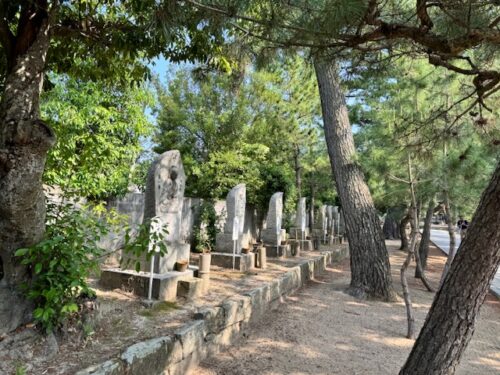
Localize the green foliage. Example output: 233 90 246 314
155 56 329 210
14 200 110 332
193 201 220 253
14 198 169 332
121 218 169 272
0 1 228 87
42 75 154 199
351 58 499 215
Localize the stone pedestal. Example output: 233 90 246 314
215 232 245 254
289 227 310 240
210 252 255 272
290 239 313 252
265 244 292 258
177 278 208 300
100 268 194 301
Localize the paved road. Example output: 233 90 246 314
430 229 500 298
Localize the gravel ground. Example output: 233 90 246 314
194 241 500 375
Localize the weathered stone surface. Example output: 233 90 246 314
120 336 173 374
260 192 283 245
99 268 193 301
295 197 307 229
174 320 206 359
125 150 190 273
265 244 291 258
216 184 246 253
74 360 123 375
210 252 254 272
177 278 207 300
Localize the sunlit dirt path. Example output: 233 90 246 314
193 241 500 375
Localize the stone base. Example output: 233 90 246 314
215 233 243 254
210 252 255 272
264 244 291 258
289 239 313 252
121 242 191 274
288 227 310 240
177 278 208 300
100 268 194 301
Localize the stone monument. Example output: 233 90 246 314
134 150 190 273
100 150 194 301
288 197 313 251
211 184 254 271
261 192 291 257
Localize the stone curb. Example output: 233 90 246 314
75 246 348 375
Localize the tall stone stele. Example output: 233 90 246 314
260 192 284 245
296 197 307 230
216 184 247 253
125 150 190 273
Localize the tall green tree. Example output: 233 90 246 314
155 57 326 212
185 2 500 370
42 75 154 198
0 0 224 335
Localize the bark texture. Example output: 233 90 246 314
440 189 456 286
415 198 434 278
399 213 410 251
400 162 500 375
314 58 396 301
0 8 55 334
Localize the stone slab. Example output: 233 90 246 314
210 252 255 272
177 278 208 300
100 268 193 301
265 244 292 258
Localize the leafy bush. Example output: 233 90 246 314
121 217 169 271
15 201 109 332
15 200 168 332
193 201 219 253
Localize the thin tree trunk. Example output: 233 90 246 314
415 198 434 278
293 144 302 198
400 203 416 339
440 189 456 286
309 180 315 233
399 213 411 251
314 57 396 301
401 154 418 339
0 6 56 335
400 162 500 375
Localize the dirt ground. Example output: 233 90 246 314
0 248 345 374
194 241 500 375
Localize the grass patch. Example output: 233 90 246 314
138 301 179 318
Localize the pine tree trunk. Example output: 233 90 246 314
440 189 456 286
400 162 500 375
293 145 302 198
415 198 434 278
0 10 55 335
399 213 411 251
314 58 396 301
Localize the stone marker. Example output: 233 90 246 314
122 150 190 273
260 192 283 245
215 184 246 253
296 197 307 230
101 150 194 301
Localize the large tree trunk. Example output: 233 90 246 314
314 58 396 301
415 198 434 278
0 6 56 335
400 162 500 375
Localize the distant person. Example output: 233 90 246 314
457 216 469 240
